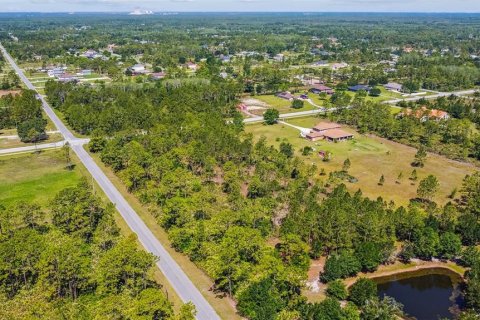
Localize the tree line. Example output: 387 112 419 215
0 180 195 319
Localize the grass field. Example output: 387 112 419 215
0 150 82 206
255 94 317 113
245 116 476 205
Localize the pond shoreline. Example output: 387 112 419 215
343 260 466 288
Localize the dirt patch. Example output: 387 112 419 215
0 90 21 97
305 257 327 296
241 97 270 108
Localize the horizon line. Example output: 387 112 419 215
1 11 480 14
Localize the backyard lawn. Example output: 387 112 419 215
245 116 476 205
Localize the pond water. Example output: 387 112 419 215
375 268 465 320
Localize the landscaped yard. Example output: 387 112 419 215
245 116 476 205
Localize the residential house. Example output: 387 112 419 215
81 49 102 59
384 82 403 92
331 62 348 70
323 129 354 142
273 53 284 62
398 107 450 122
312 122 341 133
276 91 295 101
150 72 166 80
348 84 371 92
130 64 146 74
311 60 329 67
57 73 78 83
47 67 66 78
305 122 353 142
186 62 198 71
79 69 92 76
310 84 334 95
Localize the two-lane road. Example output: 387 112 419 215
0 43 220 320
382 89 477 105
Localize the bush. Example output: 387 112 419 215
349 278 377 307
263 108 280 125
321 251 361 282
369 87 381 97
302 146 313 156
326 280 348 300
291 99 304 109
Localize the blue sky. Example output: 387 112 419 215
2 0 480 13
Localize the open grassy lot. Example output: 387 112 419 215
245 116 476 205
0 150 82 207
255 94 317 113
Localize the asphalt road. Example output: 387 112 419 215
243 108 327 123
382 89 477 104
0 43 220 320
0 141 64 155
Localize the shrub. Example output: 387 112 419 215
326 280 348 300
349 278 377 307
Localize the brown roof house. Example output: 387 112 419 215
310 84 334 95
275 91 295 101
323 129 354 142
398 106 450 122
305 122 353 142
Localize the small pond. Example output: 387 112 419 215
374 268 465 320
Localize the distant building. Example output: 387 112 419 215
384 82 403 92
310 84 334 95
398 107 450 122
311 60 329 67
331 62 348 70
275 91 294 101
186 62 198 71
47 67 65 78
81 49 102 59
130 64 146 74
220 55 231 63
348 84 371 92
150 72 166 80
273 53 284 62
57 73 78 83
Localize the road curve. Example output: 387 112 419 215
0 43 220 320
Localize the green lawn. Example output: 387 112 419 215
0 150 83 207
245 116 475 205
255 94 317 113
